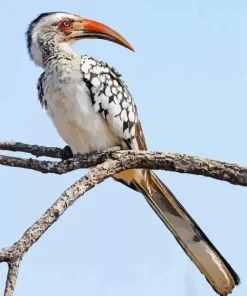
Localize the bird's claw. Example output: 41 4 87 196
103 146 122 153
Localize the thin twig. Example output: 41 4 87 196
0 141 62 158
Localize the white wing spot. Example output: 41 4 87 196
114 96 120 104
118 93 122 100
101 94 109 109
91 77 100 88
84 73 91 80
112 87 117 94
128 111 135 122
109 102 121 116
113 80 119 86
81 61 91 73
124 128 130 139
105 86 112 97
92 65 103 75
128 105 133 112
102 66 109 73
100 75 106 83
130 125 136 136
120 109 128 122
90 60 96 65
93 101 100 112
94 94 101 103
122 100 128 108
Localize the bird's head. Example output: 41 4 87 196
26 12 134 67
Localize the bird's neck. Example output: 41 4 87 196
41 39 77 68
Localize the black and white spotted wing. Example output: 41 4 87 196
80 55 140 149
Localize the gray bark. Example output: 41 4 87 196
0 141 246 296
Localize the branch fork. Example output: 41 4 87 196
0 141 246 296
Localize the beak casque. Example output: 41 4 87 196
65 18 135 52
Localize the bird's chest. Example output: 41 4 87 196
43 72 119 153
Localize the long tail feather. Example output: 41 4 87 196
113 169 240 296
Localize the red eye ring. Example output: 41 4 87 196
58 19 73 32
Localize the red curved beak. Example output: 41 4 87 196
67 18 135 52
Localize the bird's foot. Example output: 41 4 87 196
102 146 122 160
103 146 122 154
61 145 74 161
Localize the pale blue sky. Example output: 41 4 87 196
0 1 246 296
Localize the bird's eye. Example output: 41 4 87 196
58 19 73 32
62 20 71 28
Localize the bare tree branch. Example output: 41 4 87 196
4 260 21 296
0 158 122 296
0 141 247 185
0 141 246 295
0 141 62 159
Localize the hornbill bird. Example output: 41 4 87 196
26 12 240 295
